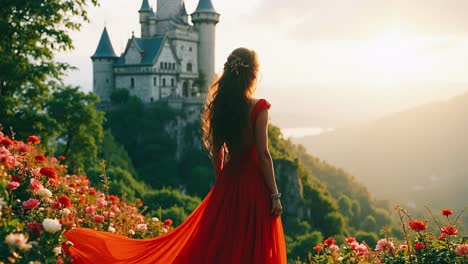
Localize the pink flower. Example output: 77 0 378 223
97 197 107 208
6 181 20 190
399 244 408 251
456 244 468 257
350 242 359 251
29 178 43 193
92 215 105 224
136 224 148 233
85 206 97 215
356 244 369 257
330 244 340 252
22 198 40 209
375 238 395 252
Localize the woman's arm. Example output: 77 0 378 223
255 109 282 216
212 146 224 181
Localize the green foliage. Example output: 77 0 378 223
288 231 323 261
361 215 378 232
106 94 182 189
0 0 98 140
355 230 379 246
47 86 105 171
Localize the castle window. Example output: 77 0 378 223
162 78 166 87
160 62 163 69
171 78 174 87
183 81 189 97
189 46 192 52
187 63 192 72
172 63 176 70
130 78 135 88
154 77 157 86
164 62 168 69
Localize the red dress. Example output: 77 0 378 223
63 99 287 263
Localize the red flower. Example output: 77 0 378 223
6 181 20 190
11 175 21 183
438 233 447 240
35 154 47 163
313 245 323 252
27 222 44 238
88 187 97 195
92 215 105 224
441 208 453 216
61 242 72 257
56 256 65 264
58 155 66 161
22 198 40 209
414 242 425 251
441 226 458 236
109 195 120 204
0 138 13 148
164 219 173 226
58 194 73 208
40 167 58 180
324 237 336 246
27 135 40 144
408 220 427 232
346 237 356 244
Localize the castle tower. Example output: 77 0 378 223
91 27 118 103
192 0 220 92
157 0 184 20
139 0 152 38
179 2 189 25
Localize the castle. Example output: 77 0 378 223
91 0 219 106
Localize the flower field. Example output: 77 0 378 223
0 130 466 264
0 132 173 263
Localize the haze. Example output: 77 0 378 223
58 0 468 128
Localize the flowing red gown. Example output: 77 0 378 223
63 99 287 263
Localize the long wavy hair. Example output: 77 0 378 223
202 47 259 157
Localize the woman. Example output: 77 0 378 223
64 47 287 263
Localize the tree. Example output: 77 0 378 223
46 86 105 171
0 0 98 139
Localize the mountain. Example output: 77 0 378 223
296 91 468 214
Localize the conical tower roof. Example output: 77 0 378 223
180 2 188 16
91 27 117 59
139 0 151 12
194 0 217 14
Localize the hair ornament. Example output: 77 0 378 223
227 53 250 75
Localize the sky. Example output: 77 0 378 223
58 0 468 129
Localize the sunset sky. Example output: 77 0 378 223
58 0 468 129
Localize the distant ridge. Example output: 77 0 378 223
296 91 468 212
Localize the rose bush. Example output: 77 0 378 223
299 206 466 264
0 131 173 263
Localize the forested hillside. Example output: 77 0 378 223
104 91 397 260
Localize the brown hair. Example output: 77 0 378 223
202 47 260 157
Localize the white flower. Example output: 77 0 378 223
42 218 62 233
136 224 148 233
162 227 168 233
5 233 32 251
108 226 116 233
37 188 52 198
152 217 159 222
128 229 135 235
28 261 41 264
53 246 62 256
61 208 71 216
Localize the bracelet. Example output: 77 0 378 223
270 192 282 200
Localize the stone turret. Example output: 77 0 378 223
139 0 152 38
157 0 183 21
191 0 220 92
91 27 118 103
